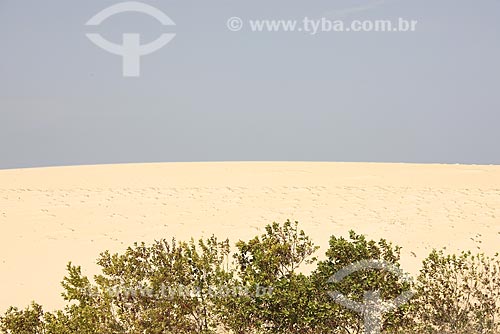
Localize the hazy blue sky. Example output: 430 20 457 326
1 0 499 169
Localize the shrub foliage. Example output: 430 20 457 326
1 220 499 334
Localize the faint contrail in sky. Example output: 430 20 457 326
324 0 395 18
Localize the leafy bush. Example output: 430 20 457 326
92 236 231 333
0 303 45 334
311 231 412 334
219 220 319 334
408 250 500 334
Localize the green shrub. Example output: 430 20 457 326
311 231 412 334
408 250 500 334
93 236 232 333
0 303 45 334
219 220 319 334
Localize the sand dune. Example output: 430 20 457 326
0 162 499 312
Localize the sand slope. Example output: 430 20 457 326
0 162 499 312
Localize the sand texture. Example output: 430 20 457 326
0 162 499 311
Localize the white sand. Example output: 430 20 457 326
0 162 499 312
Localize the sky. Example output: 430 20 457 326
0 0 499 169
